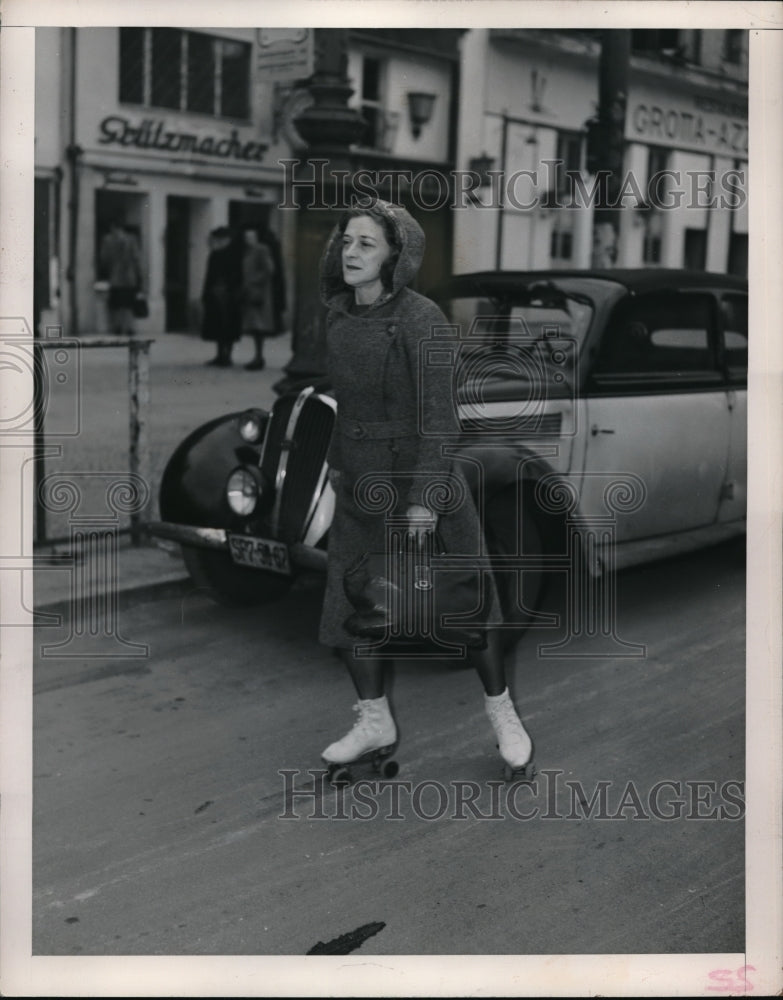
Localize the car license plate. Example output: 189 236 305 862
227 534 291 575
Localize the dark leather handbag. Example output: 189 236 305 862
343 532 488 649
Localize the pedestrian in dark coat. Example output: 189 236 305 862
201 226 241 366
318 201 534 777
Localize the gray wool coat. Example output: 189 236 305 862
317 202 501 650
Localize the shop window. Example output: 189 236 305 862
151 28 182 110
119 28 145 104
550 224 573 263
723 30 744 64
646 146 668 205
219 40 251 119
549 135 576 263
643 233 662 265
684 228 707 270
359 57 382 147
631 29 681 54
554 131 582 196
689 30 703 65
34 177 59 330
187 32 215 114
119 27 250 120
727 233 748 277
356 55 397 150
642 204 663 265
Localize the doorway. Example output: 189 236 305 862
165 195 212 331
727 233 748 277
165 196 191 331
35 177 59 334
95 190 148 273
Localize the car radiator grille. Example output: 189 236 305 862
260 395 297 483
276 394 336 544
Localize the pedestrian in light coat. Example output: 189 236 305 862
99 219 142 336
318 200 534 776
241 226 286 371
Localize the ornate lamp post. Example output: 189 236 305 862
276 29 366 392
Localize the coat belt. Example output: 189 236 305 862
339 417 413 440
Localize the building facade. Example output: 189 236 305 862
34 26 461 338
453 28 748 276
34 27 749 338
34 26 296 336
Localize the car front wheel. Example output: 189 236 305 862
181 546 293 606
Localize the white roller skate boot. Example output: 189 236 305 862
485 688 535 781
322 696 398 784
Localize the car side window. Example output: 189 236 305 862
592 292 719 387
720 294 748 386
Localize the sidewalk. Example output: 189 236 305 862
33 536 193 614
33 330 296 612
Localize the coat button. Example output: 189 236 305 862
387 324 397 335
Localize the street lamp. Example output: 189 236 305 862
407 91 437 139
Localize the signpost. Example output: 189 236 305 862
256 28 314 82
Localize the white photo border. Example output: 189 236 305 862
1 2 781 996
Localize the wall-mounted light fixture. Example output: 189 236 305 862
407 91 437 139
468 153 496 188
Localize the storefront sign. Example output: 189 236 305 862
256 28 314 81
627 96 748 156
98 116 267 163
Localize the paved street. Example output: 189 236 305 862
33 537 745 956
30 324 746 959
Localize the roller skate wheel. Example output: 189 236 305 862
381 759 399 779
504 761 535 782
328 764 352 787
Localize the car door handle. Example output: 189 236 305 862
591 424 615 436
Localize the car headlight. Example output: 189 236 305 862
238 408 266 443
226 467 261 516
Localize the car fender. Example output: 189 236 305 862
158 411 268 527
454 441 585 565
453 441 570 505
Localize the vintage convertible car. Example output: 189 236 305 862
149 268 747 640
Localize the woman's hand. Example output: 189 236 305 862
405 503 437 542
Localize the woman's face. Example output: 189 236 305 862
341 216 391 302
